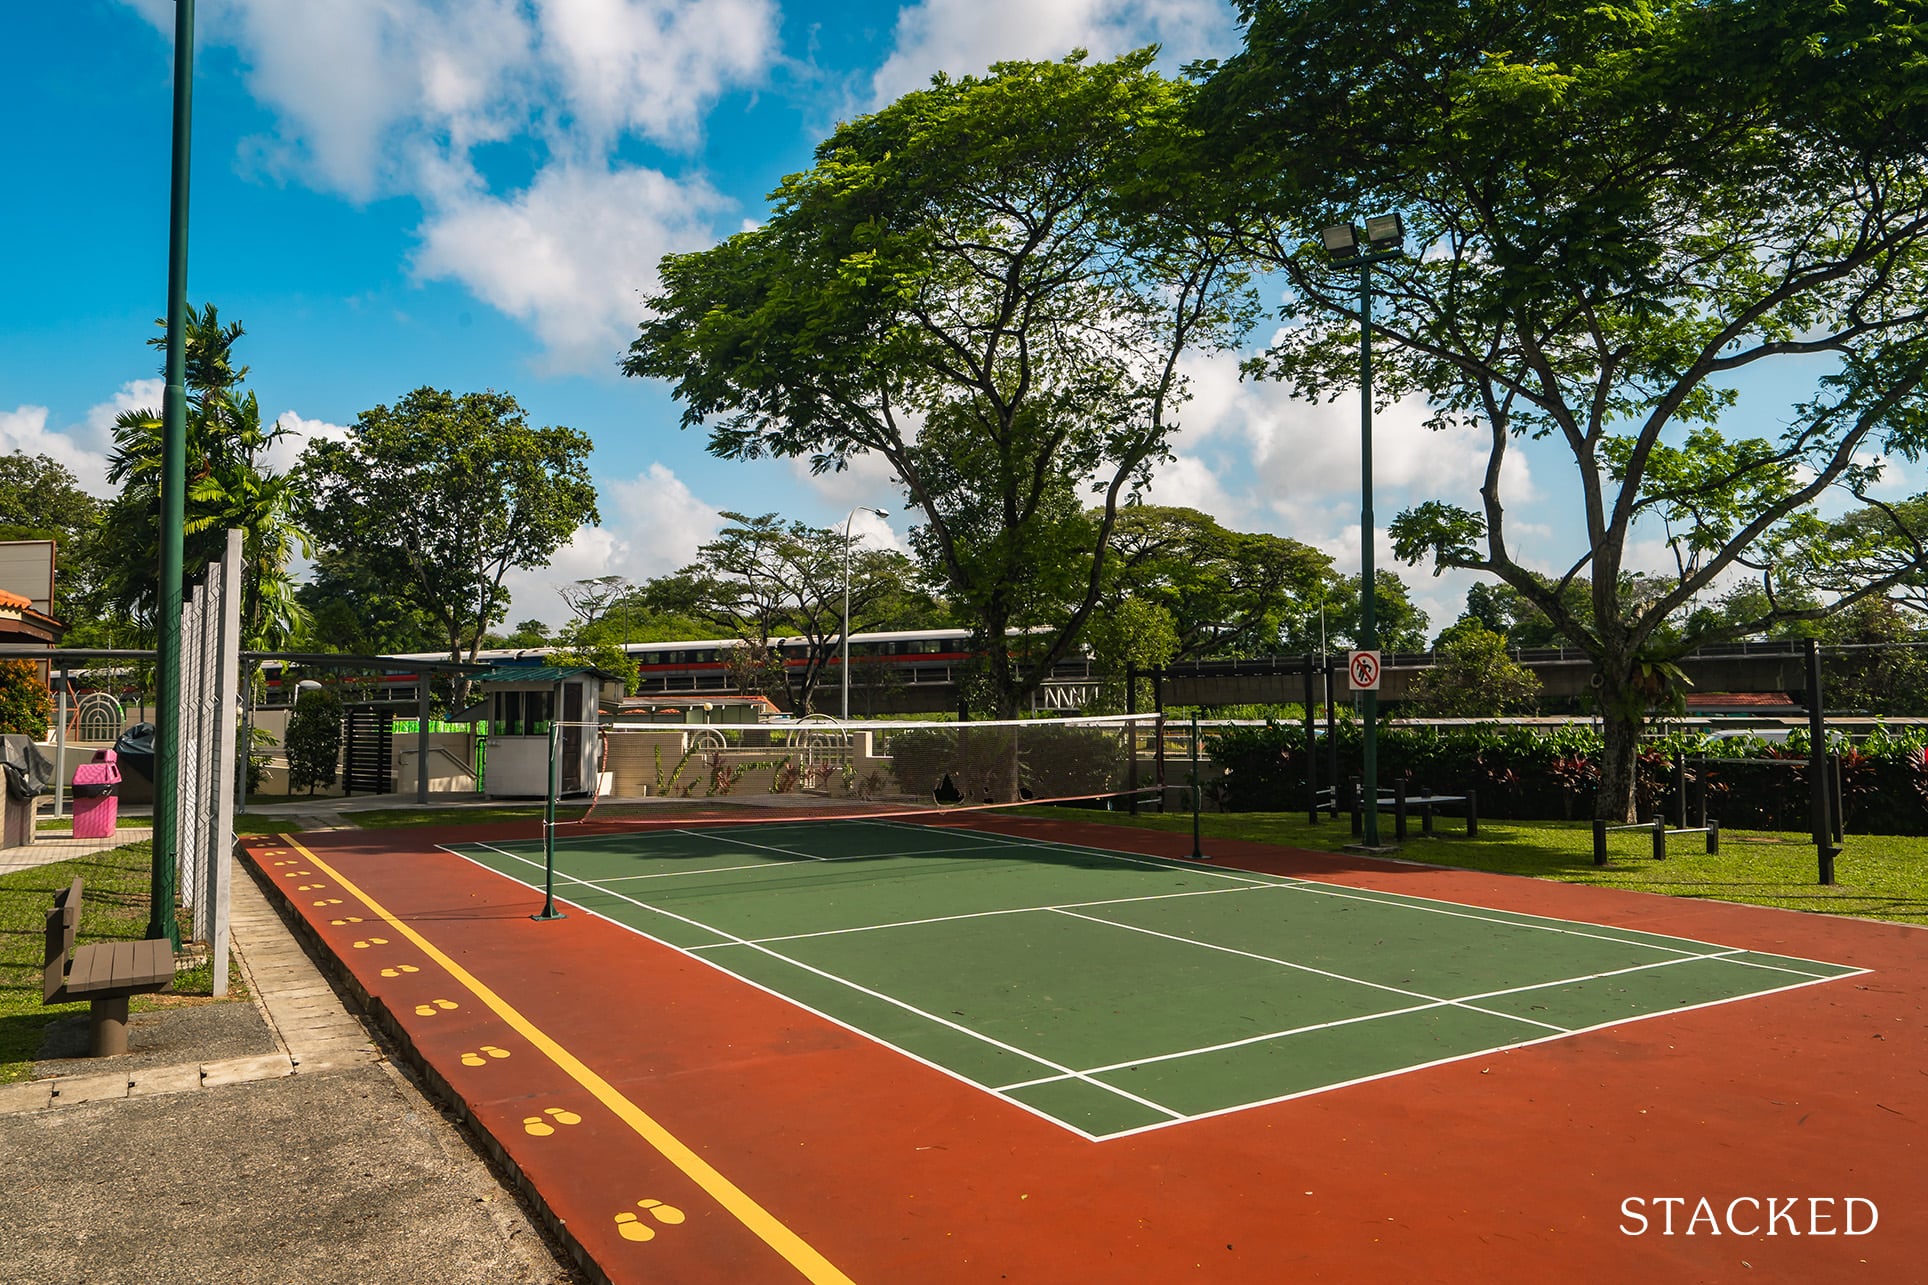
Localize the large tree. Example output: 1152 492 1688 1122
626 51 1258 720
0 451 106 630
296 387 598 696
1102 505 1332 660
293 548 445 657
1201 0 1928 820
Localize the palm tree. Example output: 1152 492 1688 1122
100 304 311 651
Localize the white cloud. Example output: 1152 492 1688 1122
1 379 163 496
262 410 351 475
497 462 726 626
870 0 1238 103
134 1 780 368
536 0 777 156
603 462 725 576
501 524 626 628
415 163 732 368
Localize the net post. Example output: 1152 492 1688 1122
1189 715 1205 861
1674 750 1687 830
532 685 566 921
1153 705 1167 810
1302 654 1318 825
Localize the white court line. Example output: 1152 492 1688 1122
725 884 1266 947
442 830 1866 1141
995 946 1777 1092
910 819 1814 965
1046 906 1570 1034
1090 965 1867 1143
451 841 1186 1127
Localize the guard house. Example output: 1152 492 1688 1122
478 660 623 799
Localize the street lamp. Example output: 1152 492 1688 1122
842 506 889 719
1323 212 1405 848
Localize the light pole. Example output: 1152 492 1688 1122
1322 213 1405 848
841 506 889 720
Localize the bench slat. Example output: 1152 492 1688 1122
131 939 176 987
67 944 110 992
109 941 139 987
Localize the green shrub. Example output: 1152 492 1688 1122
285 686 344 794
0 659 52 739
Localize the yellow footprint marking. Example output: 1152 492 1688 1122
350 937 389 949
614 1199 687 1241
312 898 342 907
481 1044 509 1058
328 917 364 926
297 884 326 891
520 1095 578 1126
457 1045 511 1067
413 999 459 1016
524 1105 584 1135
272 859 294 866
379 964 420 977
281 869 310 877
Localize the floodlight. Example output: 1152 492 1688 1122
1321 224 1360 260
1365 213 1405 251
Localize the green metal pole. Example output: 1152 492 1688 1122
1190 715 1204 861
533 683 565 920
149 0 194 946
1358 259 1381 850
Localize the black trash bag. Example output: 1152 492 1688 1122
114 722 157 785
0 734 55 801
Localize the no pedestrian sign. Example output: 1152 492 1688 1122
1348 650 1382 691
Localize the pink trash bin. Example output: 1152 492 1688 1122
72 750 121 840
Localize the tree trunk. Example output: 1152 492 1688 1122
1593 671 1645 824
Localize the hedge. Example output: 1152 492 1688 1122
1205 721 1928 835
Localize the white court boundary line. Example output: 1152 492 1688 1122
440 823 1868 1141
452 841 1187 1134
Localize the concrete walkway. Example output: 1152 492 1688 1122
0 811 581 1284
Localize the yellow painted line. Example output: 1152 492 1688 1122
272 836 855 1285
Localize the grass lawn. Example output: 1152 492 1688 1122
0 840 248 1083
1022 807 1928 927
35 814 150 831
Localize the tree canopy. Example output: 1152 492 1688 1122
296 387 599 685
1102 506 1332 661
97 304 309 650
627 51 1259 717
1198 0 1928 817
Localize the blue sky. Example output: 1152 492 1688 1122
0 1 1886 636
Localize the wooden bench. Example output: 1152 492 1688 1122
43 878 176 1057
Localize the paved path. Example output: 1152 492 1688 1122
0 814 581 1284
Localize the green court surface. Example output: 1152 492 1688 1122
443 821 1863 1141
